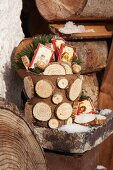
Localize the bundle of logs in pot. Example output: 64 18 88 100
14 35 108 129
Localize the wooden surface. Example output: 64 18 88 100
45 146 99 170
99 39 113 109
50 24 113 39
0 98 47 170
35 0 87 21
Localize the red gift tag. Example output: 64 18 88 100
29 43 54 69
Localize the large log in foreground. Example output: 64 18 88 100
35 0 113 21
0 99 47 170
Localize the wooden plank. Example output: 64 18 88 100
50 24 113 39
98 39 113 109
45 146 99 170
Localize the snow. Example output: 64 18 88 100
59 21 95 34
97 165 107 170
100 109 112 115
75 114 95 124
58 123 91 133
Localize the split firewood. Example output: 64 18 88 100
74 113 96 126
52 93 63 105
21 55 30 70
57 77 69 89
65 117 73 125
95 115 106 125
35 79 54 98
43 63 66 75
24 76 34 99
72 64 82 73
56 102 73 120
33 102 52 121
67 76 83 101
48 118 59 129
60 62 73 74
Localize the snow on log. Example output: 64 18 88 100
35 79 54 98
56 102 73 120
24 76 34 99
33 102 52 121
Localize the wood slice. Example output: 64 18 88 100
52 93 63 105
56 102 73 120
35 79 54 98
21 55 30 70
43 63 66 75
65 117 73 125
24 76 34 99
48 118 59 129
72 64 82 73
33 102 52 121
35 0 87 21
0 99 47 170
68 76 83 101
74 113 96 126
57 77 69 89
95 115 106 126
60 62 73 74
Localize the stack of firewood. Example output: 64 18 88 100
13 35 108 129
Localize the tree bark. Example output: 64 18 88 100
0 99 47 170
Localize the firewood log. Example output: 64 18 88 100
24 76 34 99
0 99 47 170
35 0 87 21
67 76 83 101
56 102 73 120
72 64 82 73
33 102 52 121
48 118 59 129
64 117 73 125
35 79 54 98
52 93 63 105
43 63 66 75
60 62 73 74
95 115 106 125
57 77 69 89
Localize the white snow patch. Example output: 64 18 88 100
58 123 91 133
97 165 107 170
59 21 95 34
100 109 112 115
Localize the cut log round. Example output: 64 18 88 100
60 62 73 74
48 118 59 129
52 93 63 105
56 102 73 120
35 79 54 98
68 76 83 101
65 117 73 125
33 102 52 121
43 63 66 75
72 64 82 73
35 0 88 21
95 115 106 125
24 76 34 99
21 55 30 70
0 99 47 170
74 113 96 126
57 77 69 89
